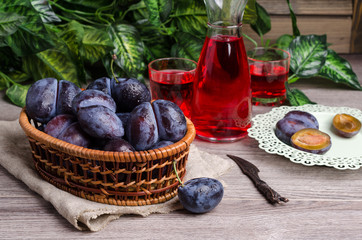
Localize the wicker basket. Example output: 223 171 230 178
19 108 196 206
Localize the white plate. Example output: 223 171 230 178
247 104 362 170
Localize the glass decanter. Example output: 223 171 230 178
190 0 252 142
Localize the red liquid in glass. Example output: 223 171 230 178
149 69 194 118
250 64 288 105
191 35 252 142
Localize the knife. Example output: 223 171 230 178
227 154 289 204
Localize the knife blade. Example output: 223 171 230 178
227 154 289 204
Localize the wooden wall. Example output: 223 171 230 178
243 0 356 53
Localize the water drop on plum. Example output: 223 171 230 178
291 128 331 154
178 177 224 214
332 113 361 138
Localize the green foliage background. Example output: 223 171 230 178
0 0 360 107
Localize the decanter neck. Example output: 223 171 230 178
204 0 248 26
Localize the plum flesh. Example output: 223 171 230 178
332 113 361 138
291 128 331 154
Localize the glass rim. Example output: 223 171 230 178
207 22 243 29
148 57 197 75
247 47 291 63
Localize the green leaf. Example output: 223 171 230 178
81 26 114 64
243 0 257 24
0 70 12 90
318 49 362 90
144 0 172 26
171 32 203 62
276 34 293 50
60 21 84 57
288 34 328 78
0 12 26 37
286 0 300 37
23 49 80 84
6 83 30 107
250 2 271 36
172 0 207 39
8 70 30 83
1 0 55 56
108 24 145 80
30 0 61 23
286 86 316 106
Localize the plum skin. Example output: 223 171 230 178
71 89 116 114
77 105 124 139
178 177 224 214
56 80 81 115
127 102 159 151
26 78 58 123
112 78 151 112
284 110 319 129
44 114 76 138
57 122 92 148
275 118 314 145
291 128 331 154
152 99 187 142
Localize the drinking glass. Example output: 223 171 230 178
148 58 197 118
247 47 290 106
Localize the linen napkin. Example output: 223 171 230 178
0 119 233 231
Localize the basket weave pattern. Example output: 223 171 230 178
19 108 196 206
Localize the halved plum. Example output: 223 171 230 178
284 110 319 129
275 118 312 145
291 128 331 154
332 113 361 138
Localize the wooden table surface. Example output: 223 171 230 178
1 55 362 239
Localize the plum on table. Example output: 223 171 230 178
177 177 224 214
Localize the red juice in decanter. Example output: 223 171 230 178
191 35 252 142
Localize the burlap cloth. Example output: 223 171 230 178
0 119 233 231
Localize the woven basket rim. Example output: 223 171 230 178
19 108 196 162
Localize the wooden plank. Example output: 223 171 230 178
257 0 353 16
350 0 362 53
243 15 352 53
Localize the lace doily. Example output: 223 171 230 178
248 104 362 170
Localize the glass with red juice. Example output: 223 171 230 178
247 47 290 106
148 58 197 118
190 0 252 143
